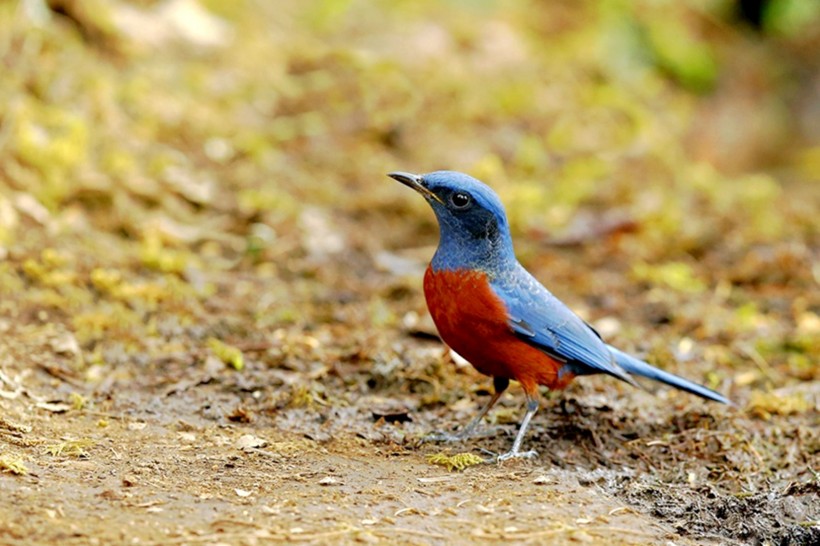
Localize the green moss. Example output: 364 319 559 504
0 455 28 475
427 452 484 472
631 261 706 293
747 391 810 420
45 439 94 458
288 384 315 409
72 304 143 344
207 338 245 371
70 392 88 410
140 233 190 274
645 18 717 93
0 266 24 296
12 103 90 210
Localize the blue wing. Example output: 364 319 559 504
490 265 638 386
491 264 731 404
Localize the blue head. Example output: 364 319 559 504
388 170 516 273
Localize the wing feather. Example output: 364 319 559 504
491 266 637 386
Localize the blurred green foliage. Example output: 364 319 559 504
0 0 817 382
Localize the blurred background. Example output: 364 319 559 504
0 0 818 392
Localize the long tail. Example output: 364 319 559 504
607 346 732 405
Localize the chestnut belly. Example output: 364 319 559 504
423 267 573 392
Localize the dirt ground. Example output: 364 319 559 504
1 337 817 546
1 1 819 545
1 256 817 545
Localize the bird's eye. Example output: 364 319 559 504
450 192 472 209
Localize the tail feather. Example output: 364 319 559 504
607 346 732 405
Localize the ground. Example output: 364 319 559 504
0 1 819 545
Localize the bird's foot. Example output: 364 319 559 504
424 423 499 443
423 431 468 443
496 449 538 462
476 447 539 463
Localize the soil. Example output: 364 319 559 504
1 313 817 545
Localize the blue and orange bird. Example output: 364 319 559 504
389 170 731 461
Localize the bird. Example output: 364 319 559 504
388 170 731 461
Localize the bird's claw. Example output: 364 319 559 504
422 431 464 443
496 449 538 462
423 426 497 443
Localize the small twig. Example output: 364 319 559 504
233 341 275 353
80 410 128 421
0 368 24 398
36 363 84 388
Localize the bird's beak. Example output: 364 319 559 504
388 172 444 205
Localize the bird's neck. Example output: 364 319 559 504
430 230 516 276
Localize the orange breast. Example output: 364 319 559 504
423 267 574 394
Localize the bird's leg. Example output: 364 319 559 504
427 377 509 442
496 391 539 461
454 377 509 439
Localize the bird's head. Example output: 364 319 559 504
388 170 515 271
